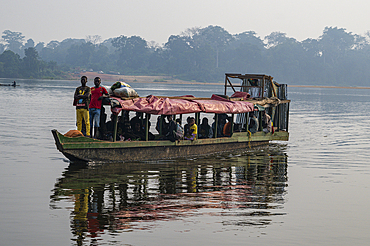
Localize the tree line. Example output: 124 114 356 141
1 26 370 86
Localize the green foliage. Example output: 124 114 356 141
3 26 370 85
0 47 65 79
2 30 25 54
0 50 21 77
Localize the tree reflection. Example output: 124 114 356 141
50 146 288 245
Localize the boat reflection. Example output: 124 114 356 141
50 144 288 243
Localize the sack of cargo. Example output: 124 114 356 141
64 130 84 137
111 81 131 91
113 87 139 98
102 85 113 95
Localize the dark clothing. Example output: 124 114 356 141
130 116 142 130
156 116 169 135
184 124 190 137
249 116 258 133
212 122 224 137
118 119 137 140
199 124 211 139
74 86 91 109
132 128 146 141
165 120 177 142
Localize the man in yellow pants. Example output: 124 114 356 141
74 76 91 136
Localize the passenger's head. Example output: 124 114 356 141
187 116 191 123
201 118 208 125
176 118 181 124
81 76 87 86
94 77 101 87
190 117 195 125
166 115 173 121
123 111 130 120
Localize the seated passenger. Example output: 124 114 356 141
183 116 191 137
130 112 143 130
223 116 233 137
199 118 213 139
105 114 115 139
212 114 226 137
249 112 258 133
117 112 137 140
132 122 146 140
143 114 155 140
156 115 169 135
262 111 272 133
174 118 184 140
165 115 177 142
184 117 197 140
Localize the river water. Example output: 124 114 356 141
1 78 370 245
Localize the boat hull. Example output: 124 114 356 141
52 129 288 163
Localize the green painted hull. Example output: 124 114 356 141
52 129 289 163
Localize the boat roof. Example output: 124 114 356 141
111 95 256 115
225 73 273 80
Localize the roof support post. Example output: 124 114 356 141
230 114 234 136
195 112 200 140
258 111 262 132
286 103 290 132
214 113 218 138
276 105 280 132
145 113 150 141
112 113 119 142
246 112 250 132
159 115 163 136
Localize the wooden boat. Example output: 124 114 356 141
52 73 290 163
0 83 19 86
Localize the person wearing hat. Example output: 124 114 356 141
248 112 258 133
74 76 91 137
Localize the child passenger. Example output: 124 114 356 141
184 117 197 140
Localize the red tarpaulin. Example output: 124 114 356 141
111 95 255 115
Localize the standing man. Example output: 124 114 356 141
74 76 91 137
248 112 258 133
89 77 109 138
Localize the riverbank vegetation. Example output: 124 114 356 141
0 26 370 86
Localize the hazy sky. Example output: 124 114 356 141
1 0 370 45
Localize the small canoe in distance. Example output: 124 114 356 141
0 83 19 86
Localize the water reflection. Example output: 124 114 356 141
50 144 288 244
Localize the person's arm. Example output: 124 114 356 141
190 125 197 140
74 87 90 99
74 88 80 99
98 87 109 100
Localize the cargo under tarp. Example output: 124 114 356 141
111 95 255 115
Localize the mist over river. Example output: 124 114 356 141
1 78 370 245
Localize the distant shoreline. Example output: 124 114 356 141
288 85 370 89
62 72 370 89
